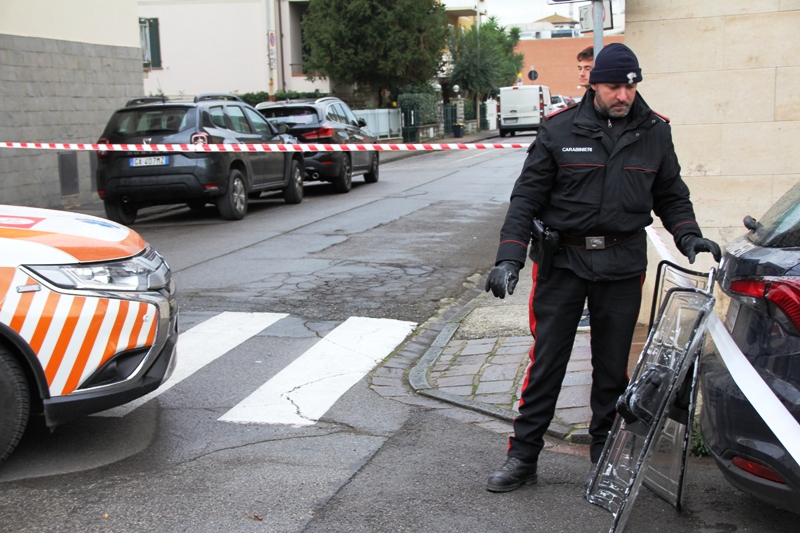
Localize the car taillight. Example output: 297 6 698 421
731 456 786 484
97 137 109 159
302 127 334 141
191 132 210 144
729 279 767 299
730 277 800 330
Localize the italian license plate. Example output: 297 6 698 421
504 118 518 124
130 156 168 167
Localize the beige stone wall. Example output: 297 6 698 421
625 0 800 321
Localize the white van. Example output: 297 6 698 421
498 85 554 137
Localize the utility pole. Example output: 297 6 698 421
593 0 604 55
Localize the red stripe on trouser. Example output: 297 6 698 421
528 262 538 342
508 262 539 454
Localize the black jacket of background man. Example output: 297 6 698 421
495 88 703 281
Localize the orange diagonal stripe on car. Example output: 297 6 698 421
145 308 157 346
124 302 147 351
63 298 110 395
45 297 86 384
9 278 38 332
100 300 131 365
29 291 61 354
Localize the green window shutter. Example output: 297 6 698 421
148 18 161 69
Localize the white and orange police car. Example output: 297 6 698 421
0 205 178 462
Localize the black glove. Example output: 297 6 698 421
680 235 722 264
485 261 521 299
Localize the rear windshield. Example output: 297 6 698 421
749 180 800 247
104 107 195 138
260 107 319 126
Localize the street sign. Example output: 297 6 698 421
579 0 613 32
528 70 538 81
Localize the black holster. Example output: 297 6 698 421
532 218 560 281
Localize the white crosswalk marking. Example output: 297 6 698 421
218 316 416 426
96 311 287 417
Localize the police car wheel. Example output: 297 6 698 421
0 347 30 463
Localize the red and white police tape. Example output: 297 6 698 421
6 139 794 464
645 226 800 466
0 141 528 153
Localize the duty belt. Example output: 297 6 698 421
560 229 642 250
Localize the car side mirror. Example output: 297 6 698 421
276 123 289 134
743 215 758 231
358 118 367 128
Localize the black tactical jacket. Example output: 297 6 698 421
495 89 703 281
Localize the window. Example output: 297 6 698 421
227 106 253 134
327 103 347 124
107 108 192 137
140 18 162 69
260 107 318 125
244 108 273 137
339 104 360 127
208 106 228 129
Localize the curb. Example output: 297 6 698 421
405 275 592 445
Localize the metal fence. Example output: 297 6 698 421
352 109 402 139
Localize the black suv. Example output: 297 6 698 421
256 97 378 193
96 94 305 224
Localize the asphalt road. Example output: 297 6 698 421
1 140 797 532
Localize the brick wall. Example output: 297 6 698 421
0 34 143 208
514 36 625 99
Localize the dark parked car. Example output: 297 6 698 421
256 97 379 193
96 94 305 224
700 180 800 514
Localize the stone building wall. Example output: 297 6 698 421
0 34 142 208
625 0 800 320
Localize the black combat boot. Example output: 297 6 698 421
486 457 538 492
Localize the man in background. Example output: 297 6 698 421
575 45 594 330
577 46 594 92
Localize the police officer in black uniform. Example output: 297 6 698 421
484 43 721 493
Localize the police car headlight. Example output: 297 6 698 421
27 246 170 291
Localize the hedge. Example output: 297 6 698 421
397 93 438 125
236 90 330 107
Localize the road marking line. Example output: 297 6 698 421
219 316 416 426
95 311 287 417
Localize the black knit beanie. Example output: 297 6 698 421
589 43 643 85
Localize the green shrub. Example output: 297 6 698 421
236 90 330 107
463 99 476 121
397 93 437 125
237 91 271 107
